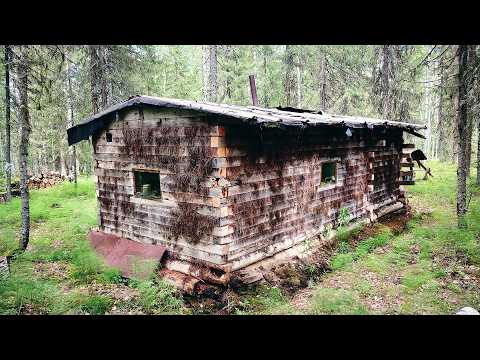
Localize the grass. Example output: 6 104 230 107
1 161 480 315
240 161 480 315
0 178 186 315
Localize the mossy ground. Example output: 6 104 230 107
0 178 186 315
237 161 480 315
1 162 480 315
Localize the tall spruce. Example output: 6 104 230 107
202 45 209 101
455 45 469 228
209 45 217 102
66 52 77 186
318 47 327 111
15 46 31 249
4 45 12 201
284 45 297 107
88 45 109 113
436 51 447 161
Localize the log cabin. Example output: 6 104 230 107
67 95 426 287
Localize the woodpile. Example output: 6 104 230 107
27 171 66 190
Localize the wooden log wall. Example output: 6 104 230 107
92 105 405 274
215 125 404 271
92 106 232 268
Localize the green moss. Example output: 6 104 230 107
309 288 368 315
135 277 184 314
330 253 354 271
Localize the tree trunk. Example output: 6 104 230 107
202 45 209 101
465 112 473 176
318 49 327 111
263 51 269 108
284 45 296 107
296 65 302 107
465 46 476 177
16 46 31 249
424 64 432 158
100 45 109 109
436 54 446 161
88 44 109 114
66 56 77 185
477 114 480 185
4 45 11 201
89 45 100 113
455 45 469 228
209 45 217 102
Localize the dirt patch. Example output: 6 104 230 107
181 211 414 314
33 261 69 281
76 282 139 302
378 208 412 235
73 281 144 315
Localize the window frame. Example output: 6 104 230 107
319 161 338 188
132 168 162 200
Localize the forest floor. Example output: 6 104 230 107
1 161 480 315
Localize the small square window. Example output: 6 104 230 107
106 132 113 142
321 162 337 186
134 170 161 198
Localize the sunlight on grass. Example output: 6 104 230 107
2 161 480 315
299 161 480 315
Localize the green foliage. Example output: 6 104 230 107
233 285 293 315
0 262 63 315
310 288 368 315
99 268 123 284
337 207 351 228
330 253 354 271
353 230 392 260
80 295 113 315
135 277 184 314
69 241 105 284
65 293 113 315
330 227 392 270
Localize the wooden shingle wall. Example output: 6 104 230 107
92 106 404 274
93 107 231 268
215 125 404 270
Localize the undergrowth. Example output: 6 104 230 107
2 162 480 315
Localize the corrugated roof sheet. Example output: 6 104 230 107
67 95 426 145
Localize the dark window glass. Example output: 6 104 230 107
106 132 113 142
321 162 337 185
134 171 161 198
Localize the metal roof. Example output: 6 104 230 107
67 95 426 145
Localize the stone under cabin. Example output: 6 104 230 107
67 95 426 288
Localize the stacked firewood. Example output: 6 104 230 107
27 171 66 190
